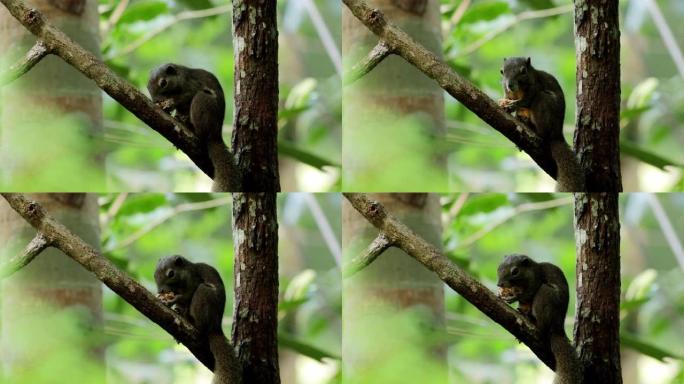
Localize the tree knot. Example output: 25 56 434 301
25 8 43 27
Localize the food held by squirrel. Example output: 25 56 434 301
497 254 582 384
147 63 238 191
155 255 241 384
498 57 585 192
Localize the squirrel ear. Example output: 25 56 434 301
525 57 531 66
173 255 184 266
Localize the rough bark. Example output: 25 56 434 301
573 0 622 191
231 0 280 192
0 194 103 382
231 193 280 383
573 193 622 383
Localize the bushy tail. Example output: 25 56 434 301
550 140 585 192
209 331 242 384
550 332 582 384
208 139 240 192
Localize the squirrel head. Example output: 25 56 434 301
154 254 193 294
500 57 534 100
497 253 541 303
147 63 188 102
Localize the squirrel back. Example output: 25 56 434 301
497 254 581 384
155 255 242 384
500 57 585 191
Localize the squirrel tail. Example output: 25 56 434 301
208 139 240 192
550 332 582 384
208 331 242 384
550 140 585 192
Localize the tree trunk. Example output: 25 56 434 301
342 193 446 381
0 193 103 381
573 193 622 383
342 0 446 190
231 193 280 383
574 0 622 191
0 0 103 190
231 0 280 192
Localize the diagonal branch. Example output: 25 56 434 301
0 40 50 86
0 0 222 179
0 232 51 277
342 0 559 180
343 192 556 370
344 41 392 85
0 193 218 371
343 232 391 277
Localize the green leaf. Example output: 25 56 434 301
620 140 682 170
278 333 340 361
457 194 509 216
459 1 510 25
278 141 340 170
119 1 169 24
116 194 168 216
175 0 213 10
621 333 683 361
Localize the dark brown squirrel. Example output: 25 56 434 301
497 254 581 384
147 63 238 191
155 255 241 384
498 57 585 192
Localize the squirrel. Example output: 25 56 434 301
147 63 238 191
154 255 242 384
498 57 585 192
497 254 581 384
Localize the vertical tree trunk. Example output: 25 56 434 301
231 193 280 383
0 0 103 190
342 193 446 381
573 0 622 191
342 0 447 190
0 194 103 381
573 193 622 383
231 1 280 192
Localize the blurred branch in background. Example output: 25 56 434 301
645 0 684 78
105 195 232 253
105 4 232 60
303 0 342 76
645 194 684 270
454 4 572 58
303 194 342 266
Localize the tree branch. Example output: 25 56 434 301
344 41 392 85
0 40 50 86
0 0 221 179
0 193 219 371
343 232 391 277
342 0 559 180
343 192 557 370
0 232 50 277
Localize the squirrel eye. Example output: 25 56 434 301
158 78 167 88
166 269 175 278
511 267 519 276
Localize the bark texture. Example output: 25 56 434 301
573 193 622 383
574 0 622 191
231 193 280 383
231 0 280 192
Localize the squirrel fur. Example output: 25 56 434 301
497 254 582 384
499 57 585 192
155 255 241 384
148 63 238 191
